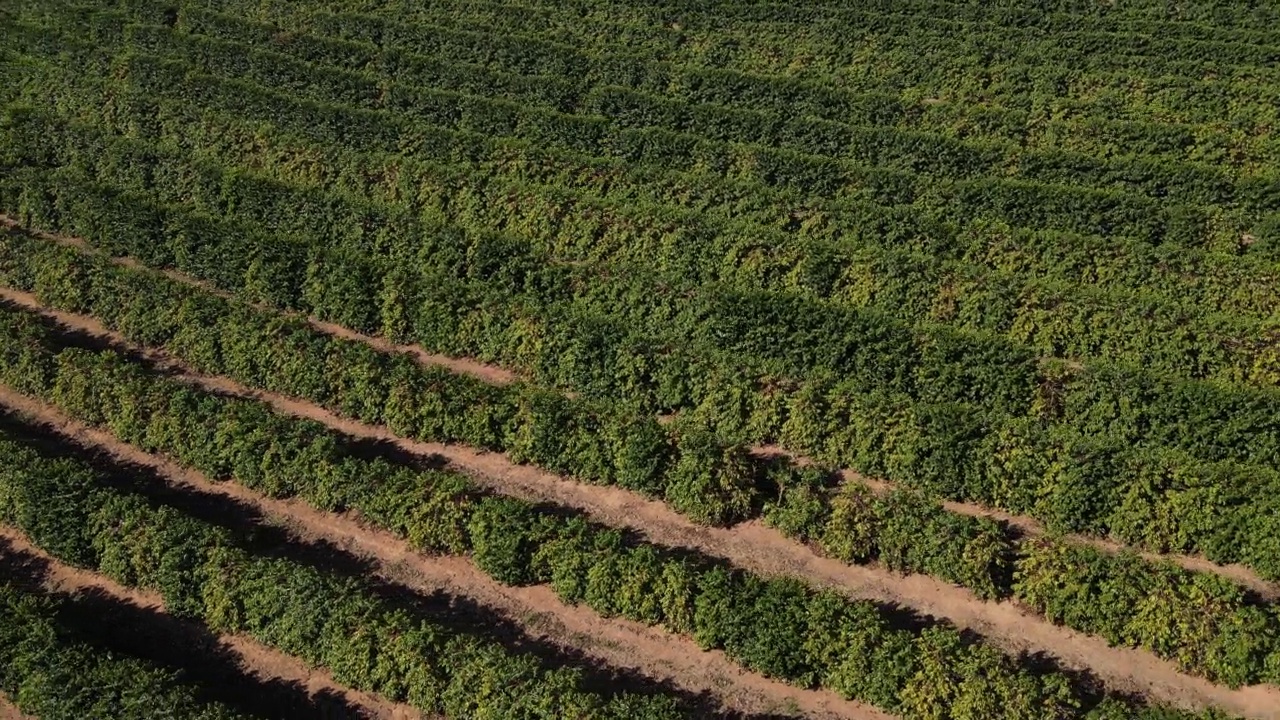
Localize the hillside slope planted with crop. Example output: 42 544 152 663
3 1 1280 719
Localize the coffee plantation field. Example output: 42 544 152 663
2 1 1280 719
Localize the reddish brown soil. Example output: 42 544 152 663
3 293 1280 718
0 389 878 720
0 525 419 720
0 695 31 720
307 316 517 386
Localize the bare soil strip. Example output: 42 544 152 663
0 390 878 720
756 446 1280 600
0 695 31 720
2 290 1279 718
4 218 1270 596
0 525 419 720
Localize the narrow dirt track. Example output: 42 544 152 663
0 389 881 720
756 446 1280 600
5 219 1272 597
2 288 1279 719
0 695 31 720
0 525 420 720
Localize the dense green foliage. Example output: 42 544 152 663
0 292 1277 693
5 4 1280 591
3 0 1280 713
0 581 251 720
7 76 1280 586
0 429 691 719
0 305 1254 718
6 206 1280 687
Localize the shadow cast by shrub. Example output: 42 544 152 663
0 411 788 719
0 536 372 720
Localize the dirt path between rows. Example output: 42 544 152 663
0 525 420 720
755 446 1280 600
0 695 31 720
3 288 1279 719
0 389 879 720
5 218 1271 597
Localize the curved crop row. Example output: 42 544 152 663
13 31 1278 321
146 9 1272 218
115 18 1270 242
3 298 1276 713
276 3 1280 161
201 1 1280 170
5 47 1274 435
415 0 1280 48
14 74 1275 388
0 579 252 719
3 234 1280 688
194 0 1280 132
52 34 1241 248
0 312 1073 719
5 0 1279 716
7 111 1280 589
0 426 694 720
10 20 1280 386
199 0 1280 85
6 60 1276 394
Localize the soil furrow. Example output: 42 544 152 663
755 445 1280 600
0 389 879 720
2 287 1279 718
0 695 31 720
3 218 1270 597
0 525 419 720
